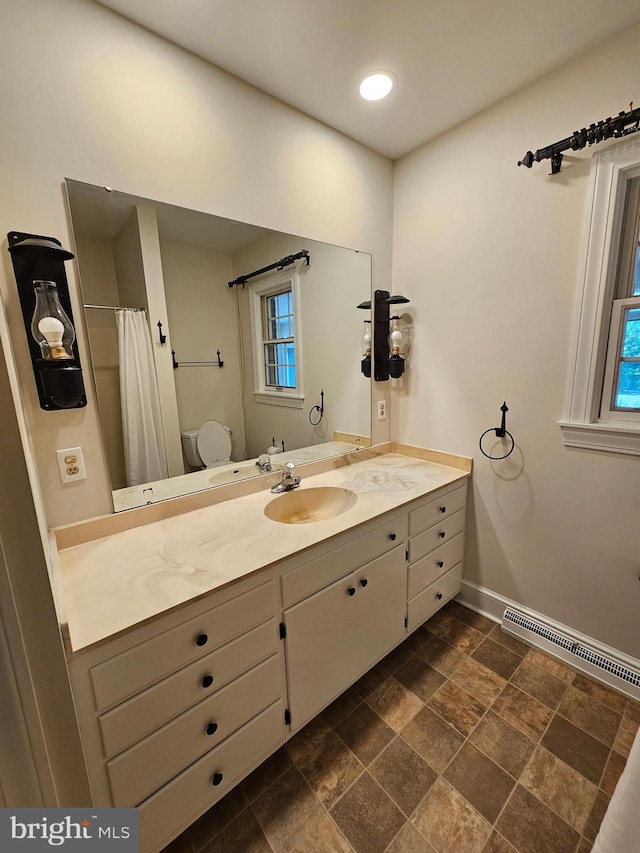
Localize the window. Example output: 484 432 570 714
263 288 296 388
560 137 640 454
249 270 304 407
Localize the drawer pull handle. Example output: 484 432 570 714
211 772 224 786
389 533 397 541
201 675 214 689
440 506 446 514
206 722 218 736
348 587 356 597
360 578 368 588
196 633 209 647
436 592 443 600
437 561 444 568
439 531 446 539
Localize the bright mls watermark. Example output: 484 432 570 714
0 809 138 850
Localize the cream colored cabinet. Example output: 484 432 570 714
283 543 407 730
407 483 467 631
66 477 468 853
67 572 286 853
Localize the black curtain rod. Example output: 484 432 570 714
228 249 310 288
518 104 640 175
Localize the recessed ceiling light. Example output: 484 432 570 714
358 71 396 101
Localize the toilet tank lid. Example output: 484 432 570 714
181 428 199 439
196 419 231 464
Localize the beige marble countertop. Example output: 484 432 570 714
54 452 469 653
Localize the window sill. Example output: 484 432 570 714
254 391 304 409
558 420 640 456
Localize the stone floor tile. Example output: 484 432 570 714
443 742 515 823
335 702 395 765
370 736 438 817
541 715 610 785
519 745 598 832
330 772 405 853
481 831 518 853
510 657 569 709
351 663 388 699
524 649 576 684
412 777 492 853
289 814 353 853
583 790 611 843
321 688 362 729
199 808 272 853
471 638 522 680
386 822 437 853
558 687 621 746
252 766 325 853
470 710 536 778
496 785 580 853
428 680 487 737
394 655 446 703
487 625 530 657
242 747 293 802
572 674 628 714
600 750 627 797
492 683 553 740
379 642 414 674
454 607 495 635
450 655 507 706
401 705 465 773
624 700 640 723
417 635 463 676
427 617 484 654
365 676 424 732
613 714 639 757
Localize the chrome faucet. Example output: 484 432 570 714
255 454 272 474
270 461 301 493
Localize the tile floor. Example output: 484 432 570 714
161 602 640 853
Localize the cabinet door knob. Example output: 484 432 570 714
440 506 446 514
437 561 444 568
196 633 208 647
201 675 214 689
360 578 368 588
211 772 224 786
436 592 443 600
206 722 218 736
348 587 356 596
389 533 397 541
439 531 446 539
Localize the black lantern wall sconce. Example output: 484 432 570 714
7 231 86 410
357 289 410 381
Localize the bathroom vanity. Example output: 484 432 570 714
51 448 470 852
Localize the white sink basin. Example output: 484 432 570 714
264 486 357 524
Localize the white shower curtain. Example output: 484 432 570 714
116 309 168 487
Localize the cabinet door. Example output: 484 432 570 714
284 545 406 730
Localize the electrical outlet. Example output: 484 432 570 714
56 447 86 483
377 400 386 421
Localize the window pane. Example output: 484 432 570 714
615 362 640 409
621 308 640 357
633 245 640 295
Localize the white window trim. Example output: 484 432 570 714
559 136 640 456
248 269 304 409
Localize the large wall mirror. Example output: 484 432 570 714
65 180 372 511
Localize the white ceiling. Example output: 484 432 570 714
97 0 640 159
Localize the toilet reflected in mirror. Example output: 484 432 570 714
181 420 232 470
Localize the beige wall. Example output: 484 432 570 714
0 0 393 528
161 240 245 460
393 23 640 658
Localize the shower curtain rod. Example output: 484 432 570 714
84 303 145 311
227 249 310 288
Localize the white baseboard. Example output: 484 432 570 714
456 580 640 703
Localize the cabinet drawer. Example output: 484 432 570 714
409 510 465 563
409 485 466 537
91 580 275 711
99 620 278 759
281 515 408 608
139 701 283 853
407 563 462 632
107 654 280 807
408 533 464 599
